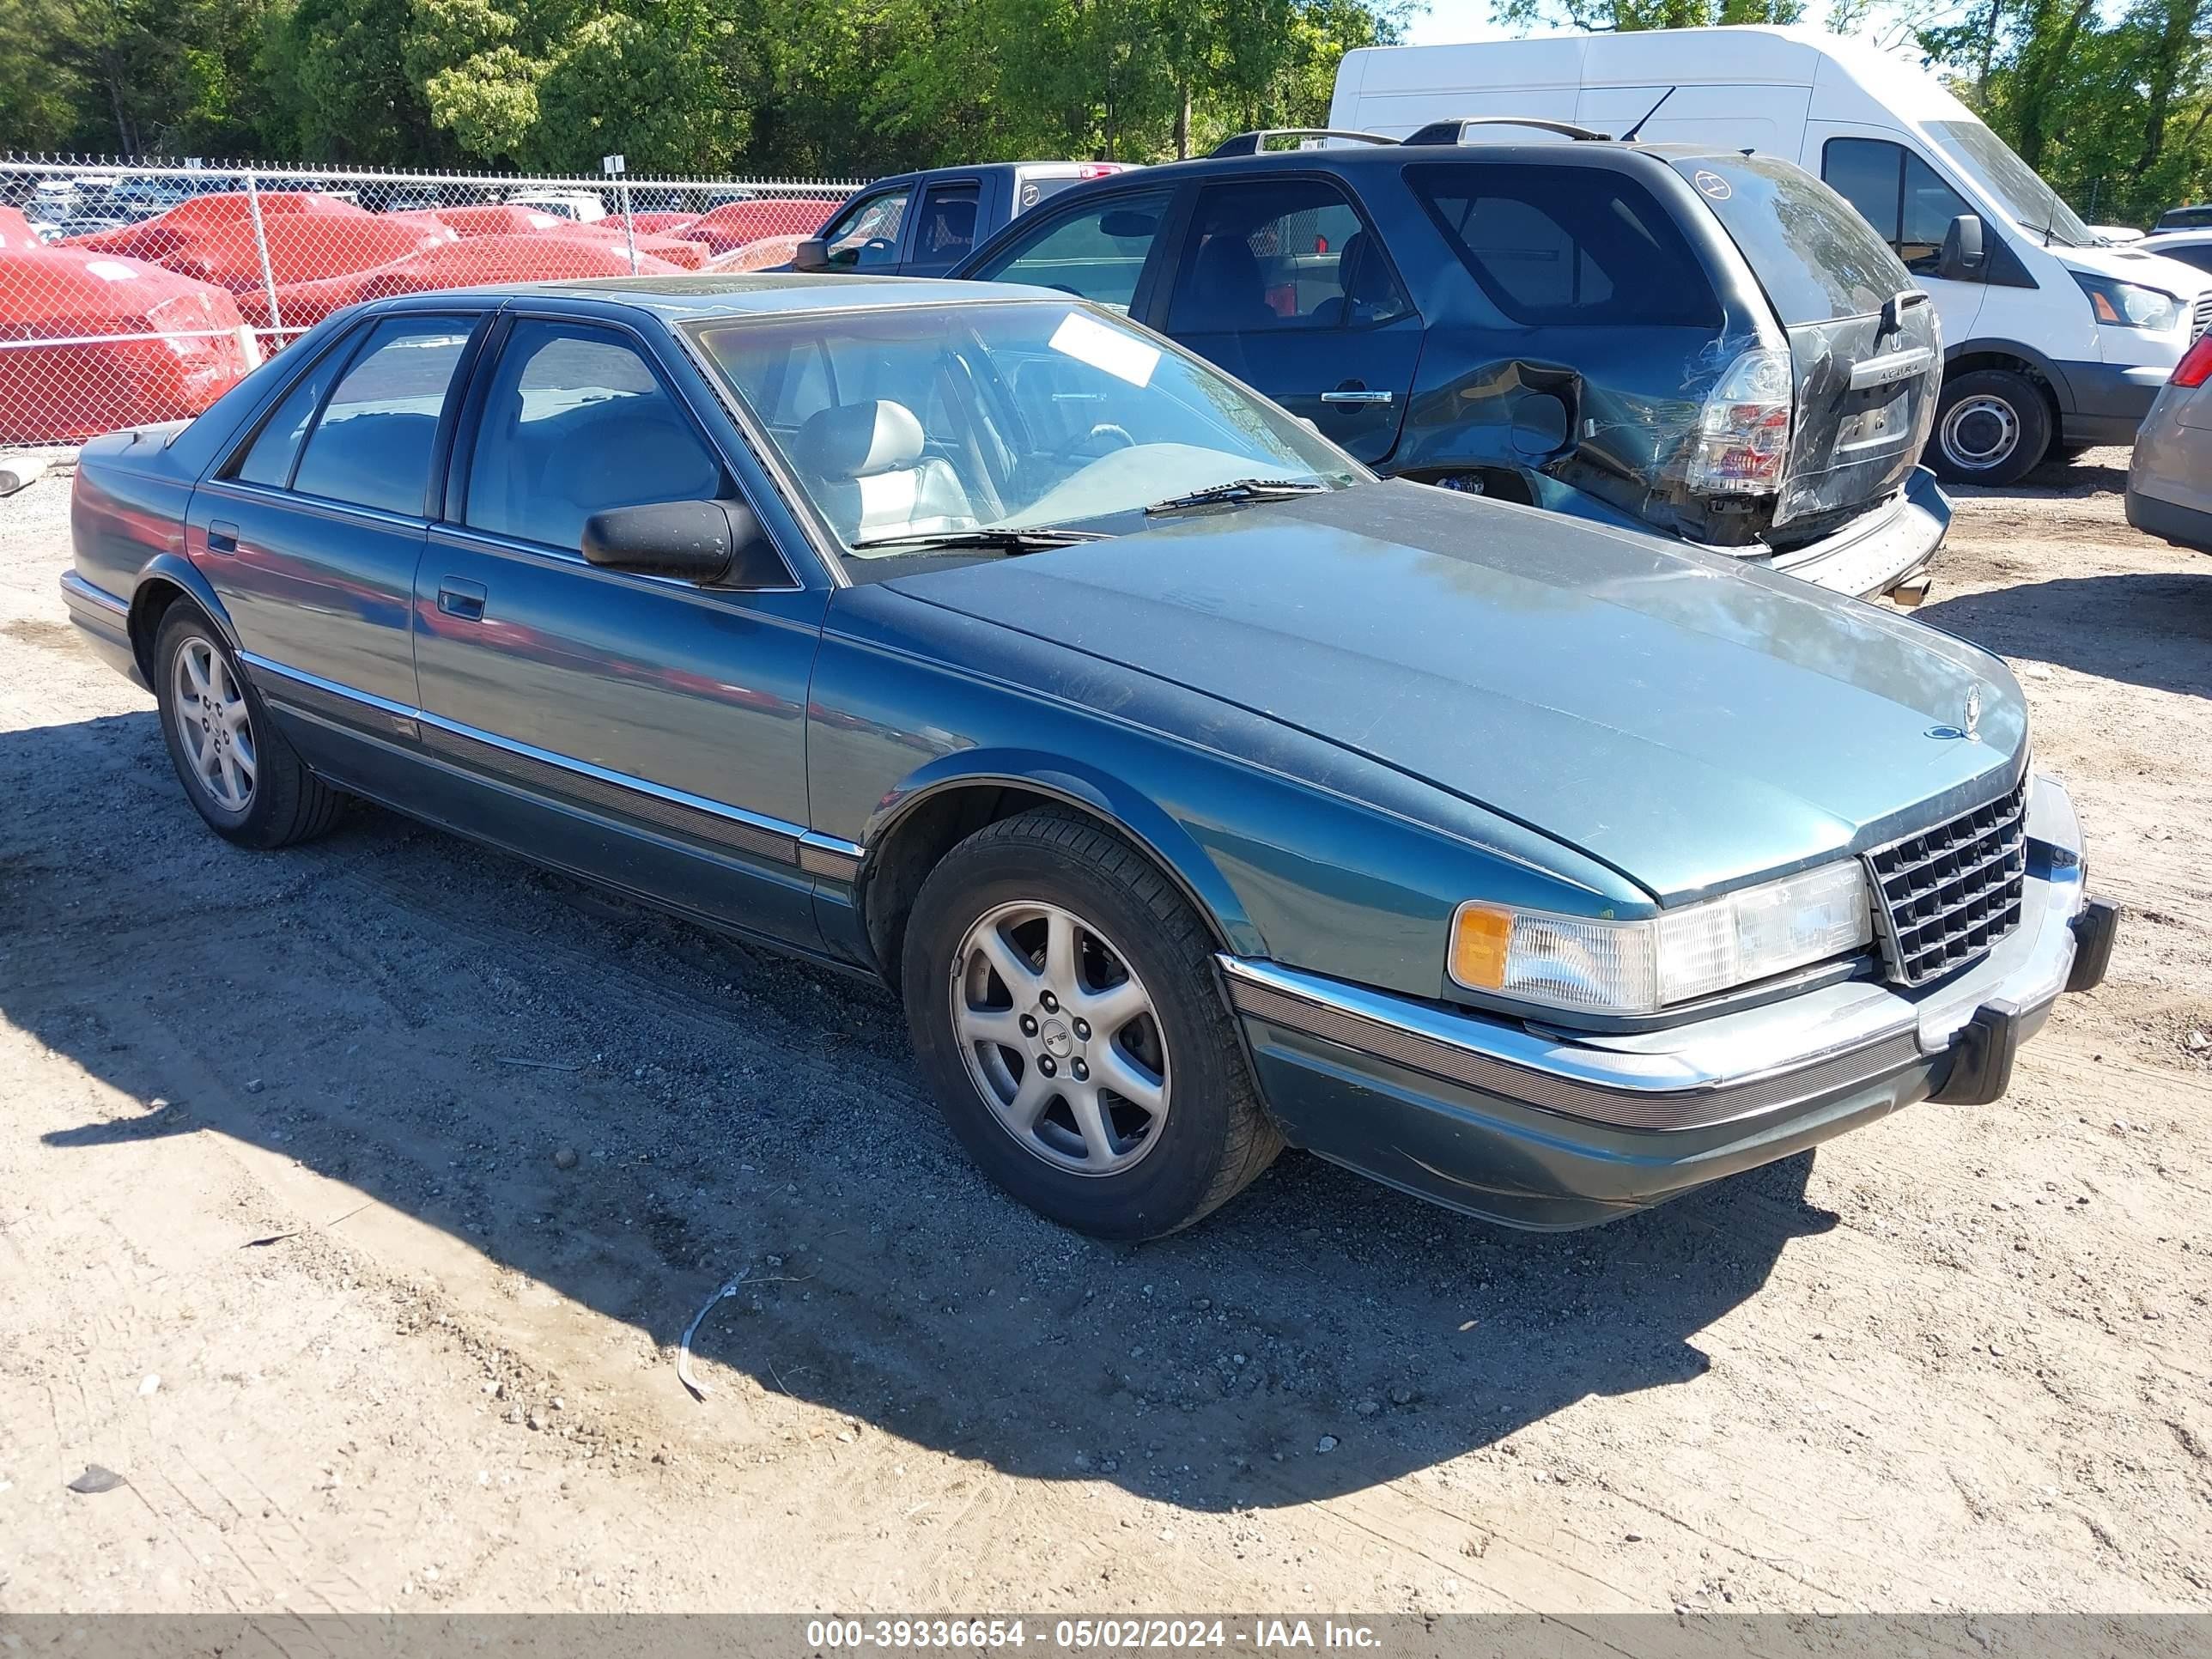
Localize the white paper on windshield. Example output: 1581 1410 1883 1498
1049 310 1158 388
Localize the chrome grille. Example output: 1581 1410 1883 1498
2195 293 2211 342
1864 778 2030 987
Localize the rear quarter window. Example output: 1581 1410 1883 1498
1405 161 1722 328
1670 155 1907 324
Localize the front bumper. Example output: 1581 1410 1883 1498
2053 359 2172 447
1750 466 1951 600
1223 774 2112 1231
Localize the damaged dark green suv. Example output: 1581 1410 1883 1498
955 125 1950 601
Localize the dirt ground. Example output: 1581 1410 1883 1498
1 452 2207 1617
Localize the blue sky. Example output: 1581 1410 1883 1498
1401 0 1516 46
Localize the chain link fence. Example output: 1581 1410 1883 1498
0 158 861 447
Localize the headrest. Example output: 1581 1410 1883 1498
799 400 924 479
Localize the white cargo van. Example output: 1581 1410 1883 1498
1330 25 2212 484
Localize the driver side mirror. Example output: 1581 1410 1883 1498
1938 214 1986 283
581 500 790 589
792 237 831 273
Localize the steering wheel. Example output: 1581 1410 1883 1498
1083 423 1136 453
855 236 898 265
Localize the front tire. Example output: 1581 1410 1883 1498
1928 368 2051 487
153 606 344 848
902 810 1282 1240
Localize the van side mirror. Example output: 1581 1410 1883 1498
581 501 789 589
1938 214 1986 283
792 237 831 273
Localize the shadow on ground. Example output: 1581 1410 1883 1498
8 706 1835 1512
1916 569 2212 699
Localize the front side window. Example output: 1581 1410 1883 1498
968 189 1173 313
693 300 1358 570
290 316 474 516
1167 178 1413 335
819 186 911 269
1408 162 1720 327
463 320 726 552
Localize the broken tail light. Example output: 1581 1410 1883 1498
1687 346 1793 496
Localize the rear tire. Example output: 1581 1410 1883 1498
154 606 345 848
902 809 1282 1240
1928 369 2051 486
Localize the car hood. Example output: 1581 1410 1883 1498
2057 239 2212 300
885 481 2026 904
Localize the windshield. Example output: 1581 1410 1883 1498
690 300 1359 567
1927 118 2092 247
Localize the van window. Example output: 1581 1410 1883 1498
1669 154 1904 324
1406 163 1719 328
1821 137 1972 276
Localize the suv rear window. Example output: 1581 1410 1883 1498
1668 155 1905 324
1406 162 1720 328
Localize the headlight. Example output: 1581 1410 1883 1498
1449 862 1871 1017
2072 272 2185 331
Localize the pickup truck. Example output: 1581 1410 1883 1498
790 161 1134 278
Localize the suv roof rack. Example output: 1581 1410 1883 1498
1401 116 1612 146
1206 128 1398 158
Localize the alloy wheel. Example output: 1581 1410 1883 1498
173 637 257 812
950 900 1170 1176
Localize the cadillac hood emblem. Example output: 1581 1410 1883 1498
1929 683 1984 742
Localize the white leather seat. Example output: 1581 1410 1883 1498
798 399 976 545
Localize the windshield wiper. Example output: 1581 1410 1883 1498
848 526 1110 553
1144 477 1330 514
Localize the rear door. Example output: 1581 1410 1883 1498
1153 173 1420 465
1668 152 1940 534
191 309 482 715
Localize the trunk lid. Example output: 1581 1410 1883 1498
1666 152 1941 540
1772 294 1941 533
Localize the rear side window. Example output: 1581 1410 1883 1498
290 317 473 516
910 182 980 270
1166 177 1413 333
234 338 349 488
1672 154 1906 323
1407 163 1720 327
464 321 726 552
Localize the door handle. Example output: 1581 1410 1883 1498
206 520 238 554
1320 387 1393 406
437 578 487 621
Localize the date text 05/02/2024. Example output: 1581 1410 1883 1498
803 1620 1384 1650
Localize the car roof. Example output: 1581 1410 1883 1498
424 270 1075 320
1088 138 1723 183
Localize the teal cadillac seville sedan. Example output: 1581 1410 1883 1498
61 275 2119 1238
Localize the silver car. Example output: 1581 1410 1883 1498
2126 331 2212 554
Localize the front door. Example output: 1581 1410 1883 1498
413 312 830 946
1153 176 1421 465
